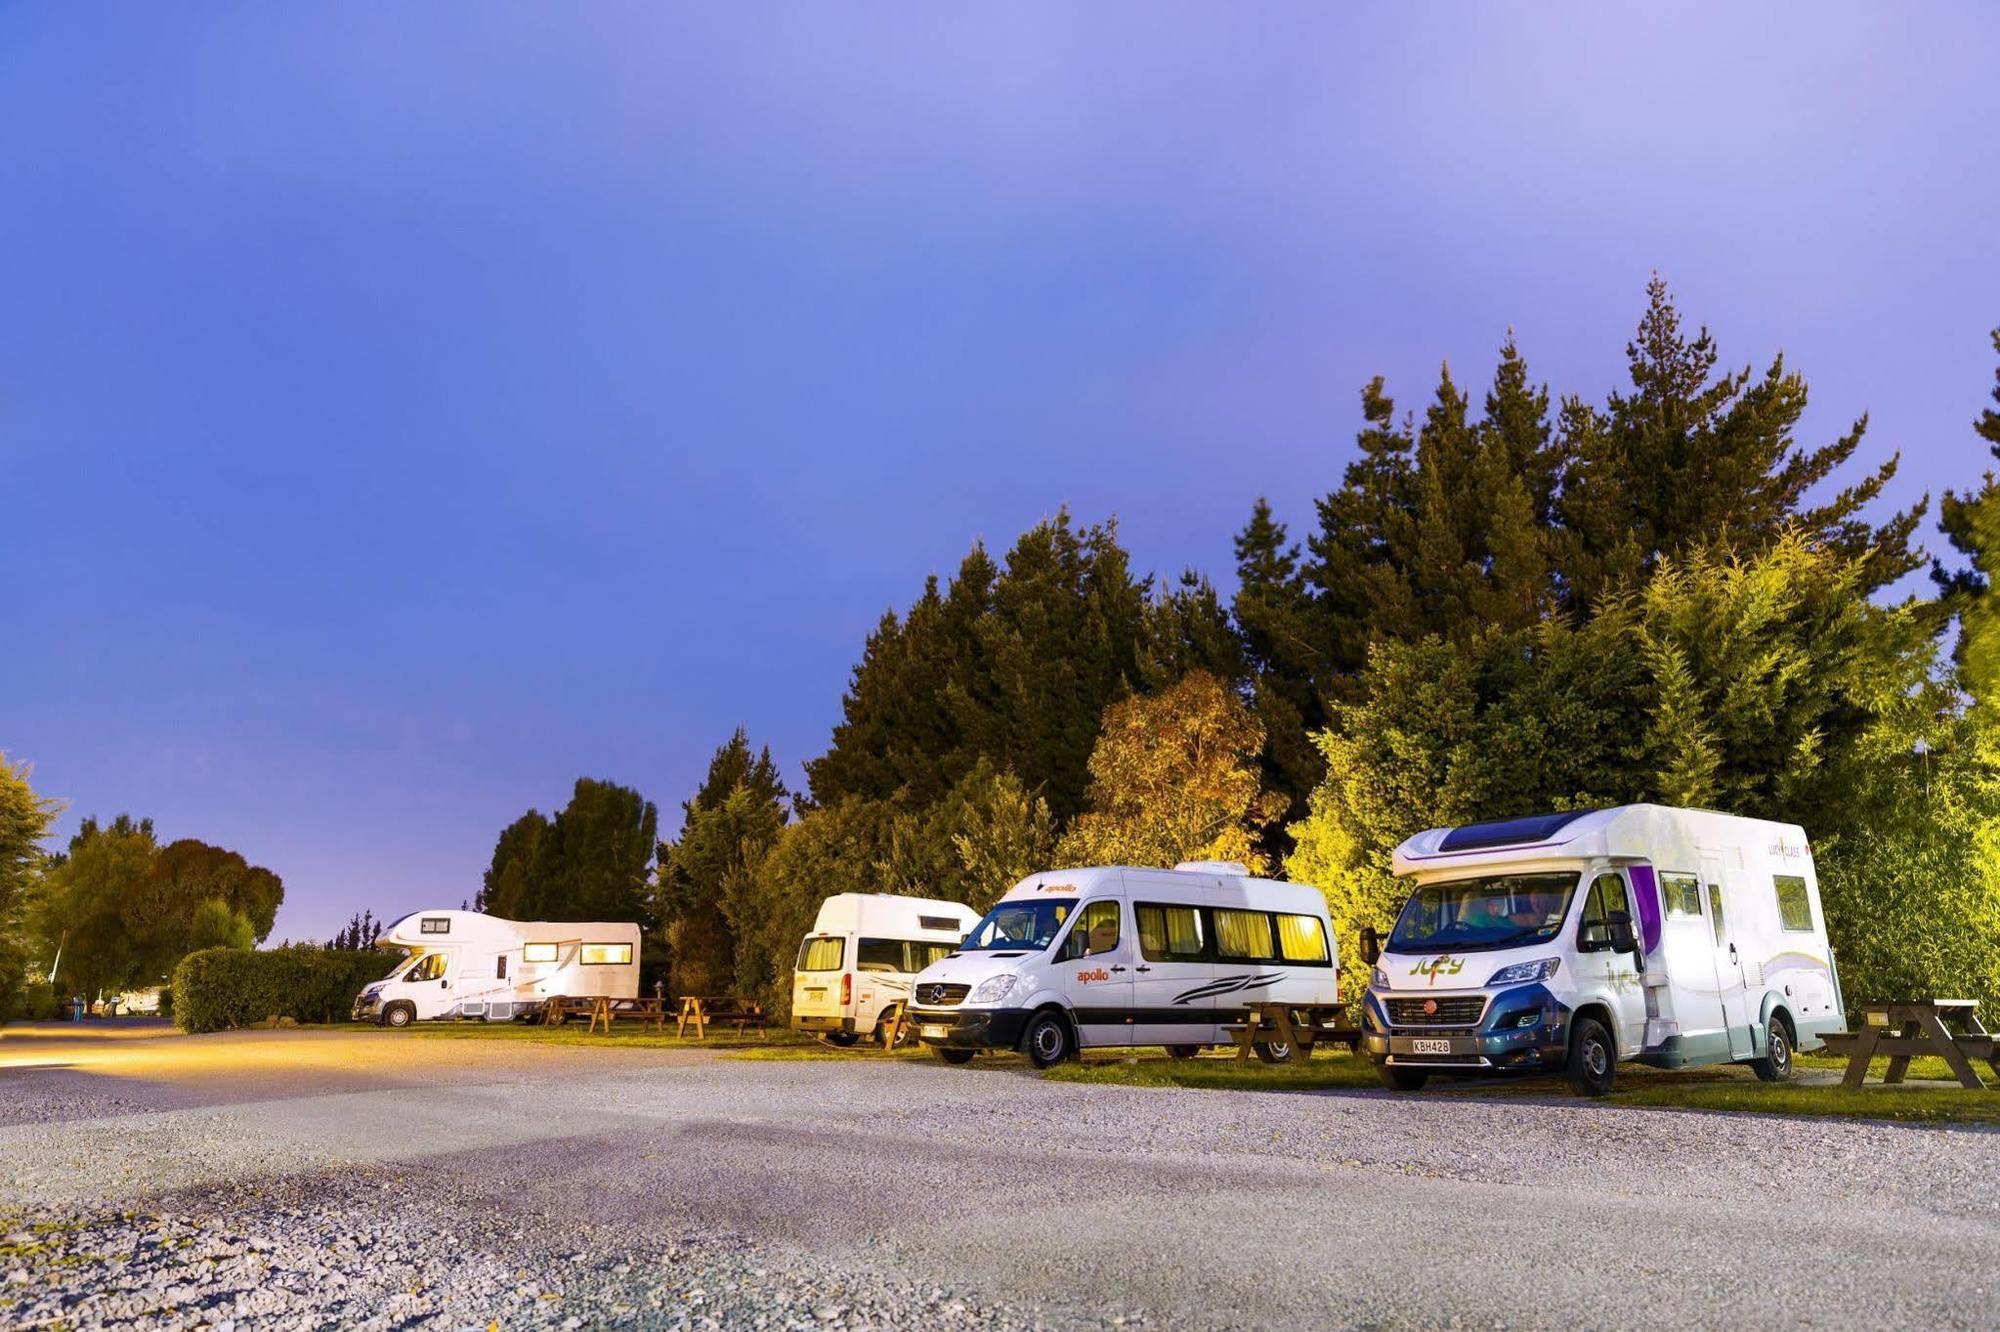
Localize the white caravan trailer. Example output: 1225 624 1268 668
790 893 981 1044
1362 804 1842 1095
905 862 1338 1067
351 909 641 1027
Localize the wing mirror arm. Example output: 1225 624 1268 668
1607 910 1640 956
1359 926 1382 966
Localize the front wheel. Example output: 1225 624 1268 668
933 1047 976 1065
1751 1018 1794 1082
1378 1064 1429 1091
1022 1011 1073 1068
383 1003 414 1030
1566 1016 1616 1097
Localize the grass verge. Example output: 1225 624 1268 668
392 1021 822 1052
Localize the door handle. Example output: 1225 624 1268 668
1109 965 1127 973
1134 965 1152 973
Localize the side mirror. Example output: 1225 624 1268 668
1607 910 1639 956
1359 926 1381 966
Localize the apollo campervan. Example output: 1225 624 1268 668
904 862 1339 1067
1363 804 1842 1095
790 894 981 1045
351 909 641 1026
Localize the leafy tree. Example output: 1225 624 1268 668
35 815 159 1000
655 733 791 995
122 839 281 980
1287 536 1941 991
1058 671 1286 874
0 754 62 1020
477 810 550 917
326 909 383 951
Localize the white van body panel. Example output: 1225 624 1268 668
790 893 980 1039
351 909 641 1024
1366 804 1840 1076
906 864 1338 1057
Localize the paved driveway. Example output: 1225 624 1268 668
2 1023 1994 1329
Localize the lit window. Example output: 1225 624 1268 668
1136 904 1205 962
1773 876 1814 932
522 942 558 963
580 943 632 965
797 937 843 971
1275 914 1329 963
1214 909 1275 961
1660 873 1702 918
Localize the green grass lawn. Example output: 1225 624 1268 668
391 1019 824 1051
1044 1045 2000 1125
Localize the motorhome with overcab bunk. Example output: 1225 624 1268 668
791 893 981 1045
351 909 641 1026
1361 804 1842 1095
905 862 1338 1067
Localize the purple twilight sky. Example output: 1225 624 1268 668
3 5 1997 942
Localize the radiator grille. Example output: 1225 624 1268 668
1387 995 1486 1027
915 983 969 1006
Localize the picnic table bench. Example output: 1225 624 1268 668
539 996 671 1032
675 995 770 1040
1222 1002 1362 1064
1818 999 1999 1090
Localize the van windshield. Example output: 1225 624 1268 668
1388 873 1579 953
379 952 413 982
959 899 1074 952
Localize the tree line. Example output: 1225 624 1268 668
5 279 1996 1024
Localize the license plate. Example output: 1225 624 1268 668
1410 1038 1452 1055
921 1024 950 1040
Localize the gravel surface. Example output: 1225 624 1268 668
2 1024 1995 1329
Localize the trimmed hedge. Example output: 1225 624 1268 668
172 946 392 1034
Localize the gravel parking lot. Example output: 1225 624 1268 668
2 1022 1996 1329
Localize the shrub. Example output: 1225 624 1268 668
172 946 391 1034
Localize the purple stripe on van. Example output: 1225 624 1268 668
1628 864 1662 953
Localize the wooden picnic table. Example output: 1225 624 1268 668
675 995 769 1040
1222 1002 1362 1064
1819 999 1999 1090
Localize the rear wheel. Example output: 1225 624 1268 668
933 1047 976 1065
820 1031 860 1048
1022 1011 1073 1068
1253 1040 1295 1065
1565 1016 1616 1097
383 1003 414 1029
1163 1044 1203 1060
1377 1064 1429 1091
1751 1015 1795 1082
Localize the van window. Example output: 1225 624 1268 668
857 938 904 972
408 953 446 982
1214 909 1275 961
798 937 843 971
1773 875 1813 932
1576 873 1629 951
420 917 450 935
1275 914 1329 964
917 915 960 932
1706 883 1727 944
1389 872 1578 952
1063 901 1122 960
496 955 508 981
1136 904 1205 962
1660 873 1702 918
580 943 632 965
523 942 558 963
912 941 956 970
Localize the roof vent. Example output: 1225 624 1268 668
1436 809 1600 853
1173 860 1251 876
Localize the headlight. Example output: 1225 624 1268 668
1370 966 1389 990
1486 958 1560 986
968 974 1019 1005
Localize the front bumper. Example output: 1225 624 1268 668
1361 984 1569 1074
351 997 381 1022
906 1006 1031 1050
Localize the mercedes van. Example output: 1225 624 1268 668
904 861 1338 1067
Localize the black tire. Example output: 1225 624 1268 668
1253 1040 1295 1065
933 1047 976 1065
1751 1015 1795 1082
820 1031 861 1048
1022 1011 1073 1068
1163 1044 1204 1060
1566 1016 1616 1097
1377 1064 1429 1091
383 1003 415 1030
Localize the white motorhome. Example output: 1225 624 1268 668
790 893 980 1045
1363 804 1842 1095
351 909 641 1027
905 862 1338 1067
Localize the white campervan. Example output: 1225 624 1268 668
904 862 1338 1067
1363 804 1842 1095
351 909 642 1026
791 893 980 1045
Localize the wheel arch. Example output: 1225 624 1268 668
1019 1000 1077 1052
